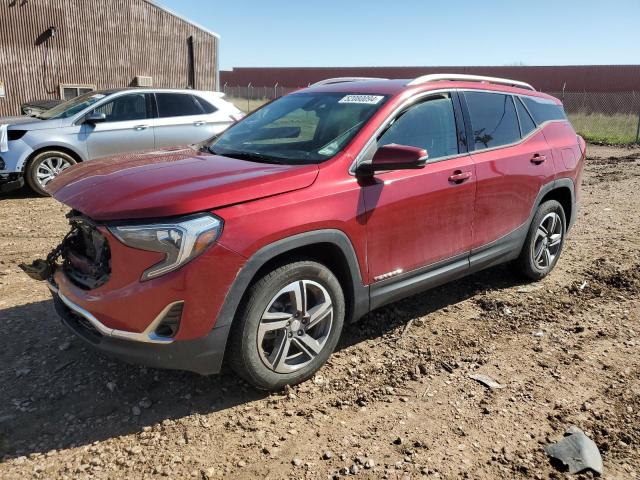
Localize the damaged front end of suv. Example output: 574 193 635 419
20 211 111 290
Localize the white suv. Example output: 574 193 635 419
0 88 244 195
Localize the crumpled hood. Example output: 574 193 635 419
47 146 319 221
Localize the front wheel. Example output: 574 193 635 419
228 260 345 390
26 150 77 196
514 200 566 281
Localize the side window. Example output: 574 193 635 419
515 96 537 137
464 92 520 150
192 95 217 114
156 93 204 118
521 96 567 124
94 93 149 122
378 95 458 160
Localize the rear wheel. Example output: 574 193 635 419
228 260 345 390
514 200 566 280
26 150 76 196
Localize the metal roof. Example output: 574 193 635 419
143 0 220 39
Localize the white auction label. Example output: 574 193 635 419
338 95 384 105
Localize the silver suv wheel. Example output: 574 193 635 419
257 280 333 374
514 199 566 281
36 156 73 188
26 150 77 196
533 212 563 269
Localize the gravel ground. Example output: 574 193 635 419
0 144 639 479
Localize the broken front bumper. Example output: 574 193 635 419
50 283 231 375
0 172 24 193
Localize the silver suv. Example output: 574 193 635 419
0 88 244 195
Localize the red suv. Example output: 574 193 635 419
36 74 585 390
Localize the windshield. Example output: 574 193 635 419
37 92 110 120
208 92 388 164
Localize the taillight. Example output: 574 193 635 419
576 135 586 158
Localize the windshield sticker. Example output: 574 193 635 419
338 95 384 105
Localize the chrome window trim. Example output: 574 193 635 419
462 119 566 155
349 88 568 174
49 282 181 344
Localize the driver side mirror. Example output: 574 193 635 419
84 112 106 124
356 144 428 176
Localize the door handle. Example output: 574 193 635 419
448 170 472 184
530 154 547 165
133 125 149 131
193 120 206 126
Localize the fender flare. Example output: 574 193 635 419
534 178 576 230
19 143 87 171
214 229 369 331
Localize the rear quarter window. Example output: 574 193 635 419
193 95 218 114
515 96 537 137
521 96 567 124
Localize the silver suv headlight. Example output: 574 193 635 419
109 214 222 281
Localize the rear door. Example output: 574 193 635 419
362 92 475 284
152 92 217 148
83 92 155 159
461 91 554 250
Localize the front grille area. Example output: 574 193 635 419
61 214 111 290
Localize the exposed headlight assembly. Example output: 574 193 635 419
8 130 27 141
109 214 222 281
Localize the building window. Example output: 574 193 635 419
59 84 96 101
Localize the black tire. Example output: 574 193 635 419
26 150 77 196
514 200 566 281
228 260 345 390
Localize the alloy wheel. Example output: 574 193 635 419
257 280 333 374
533 212 563 269
36 156 73 188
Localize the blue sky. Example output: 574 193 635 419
159 0 640 70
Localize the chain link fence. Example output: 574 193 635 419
223 84 640 145
222 84 297 113
547 91 640 144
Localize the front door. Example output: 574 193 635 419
362 93 476 284
83 92 155 159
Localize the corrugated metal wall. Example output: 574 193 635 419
0 0 219 116
220 65 640 92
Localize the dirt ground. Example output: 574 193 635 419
0 144 638 479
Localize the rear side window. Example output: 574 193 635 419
193 95 218 114
378 95 458 160
515 97 537 137
521 96 566 124
464 92 520 150
156 93 204 118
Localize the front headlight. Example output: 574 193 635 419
108 214 222 281
8 130 27 141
